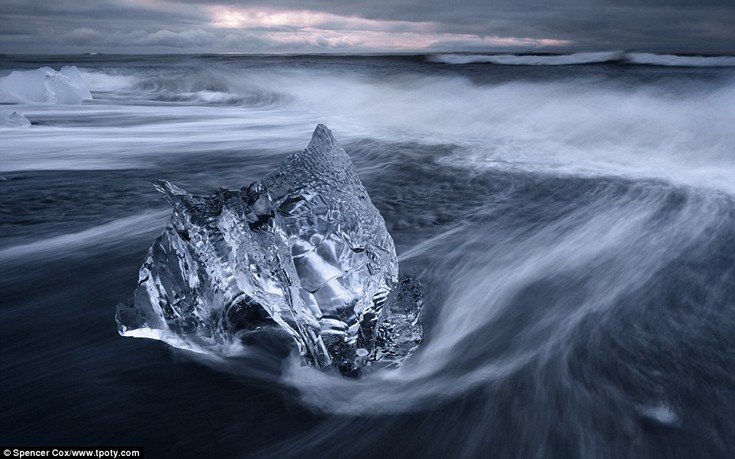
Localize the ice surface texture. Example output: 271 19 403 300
0 66 92 104
116 125 422 375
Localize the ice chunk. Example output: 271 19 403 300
116 125 423 375
0 111 31 128
0 66 92 105
638 403 679 426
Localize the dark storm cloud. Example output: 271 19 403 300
0 0 733 53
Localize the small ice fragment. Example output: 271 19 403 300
638 403 679 426
0 111 31 128
116 125 423 375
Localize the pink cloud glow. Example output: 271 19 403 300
209 6 572 50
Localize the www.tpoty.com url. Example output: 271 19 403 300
3 448 143 458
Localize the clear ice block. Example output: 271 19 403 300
116 125 422 375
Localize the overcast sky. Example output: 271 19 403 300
1 0 733 54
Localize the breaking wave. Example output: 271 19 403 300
431 51 735 67
430 51 623 66
625 52 735 67
80 67 288 107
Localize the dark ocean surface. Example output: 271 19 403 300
2 53 735 458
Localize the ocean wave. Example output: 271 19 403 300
77 67 289 107
9 62 735 194
279 178 729 416
132 71 288 107
277 72 735 194
0 210 169 264
79 70 137 92
429 52 623 65
625 52 735 67
430 51 735 67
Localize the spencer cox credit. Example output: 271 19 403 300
3 449 142 458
